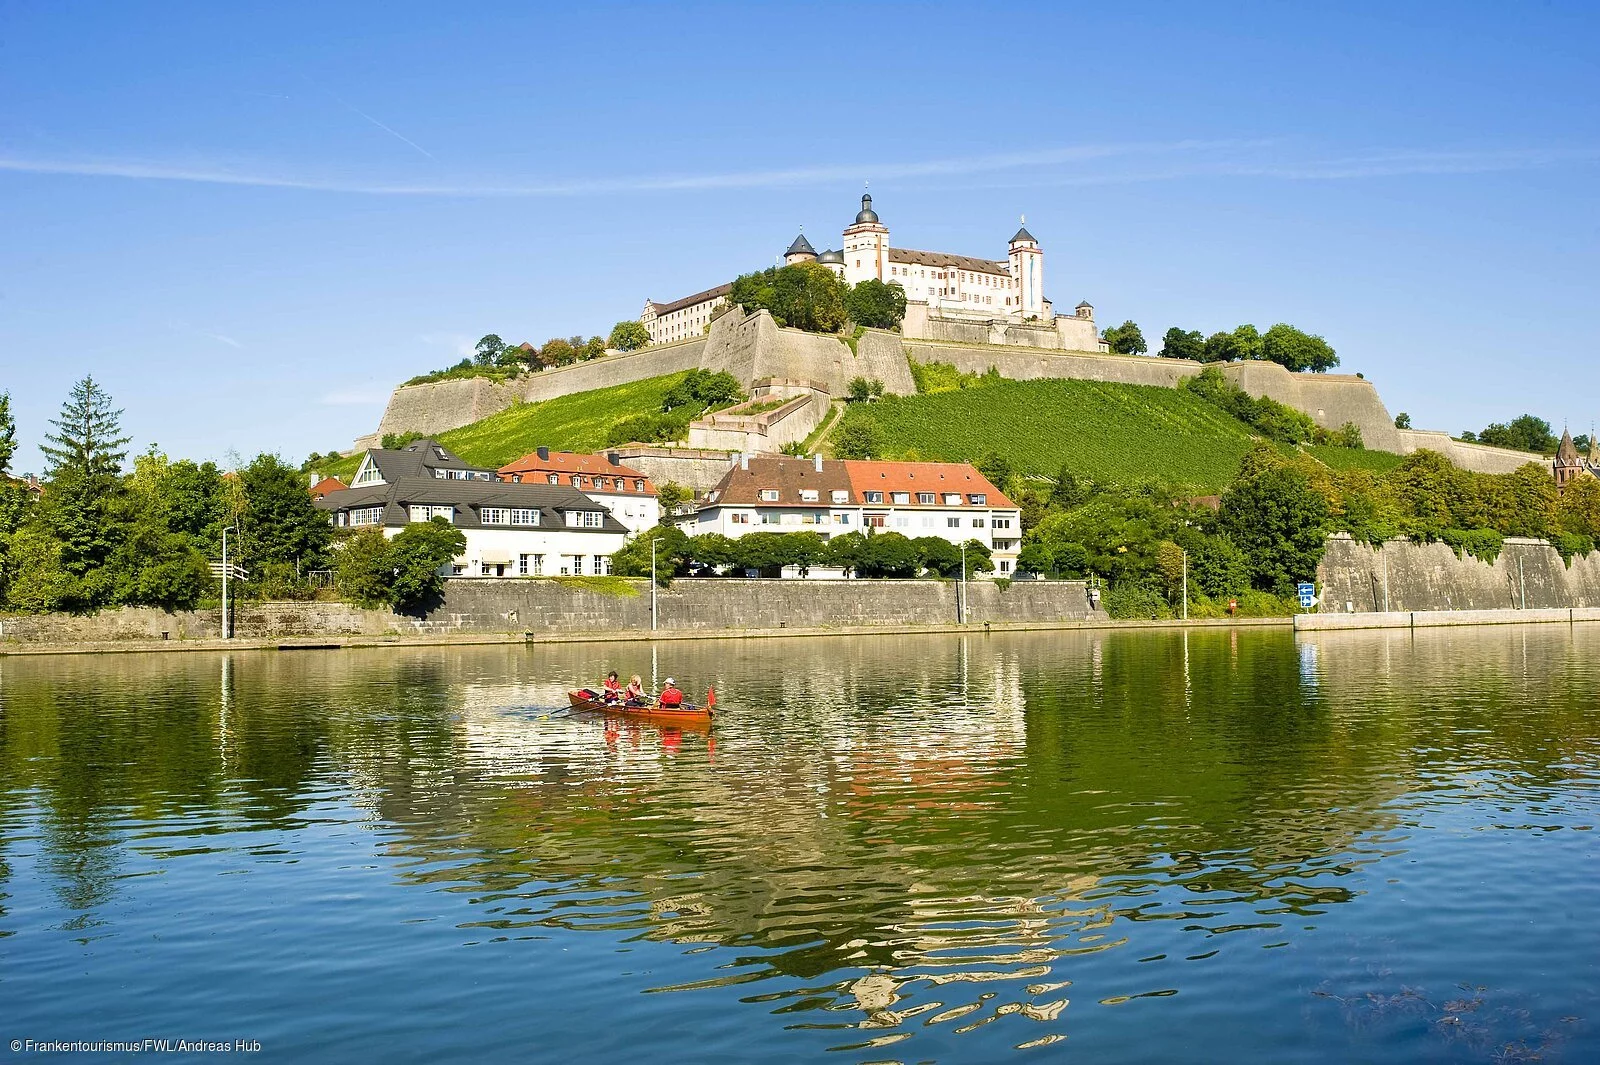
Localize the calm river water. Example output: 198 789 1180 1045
2 626 1598 1063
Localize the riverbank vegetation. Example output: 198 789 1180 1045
0 379 335 614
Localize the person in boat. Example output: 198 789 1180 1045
658 677 684 709
601 671 623 703
624 674 646 706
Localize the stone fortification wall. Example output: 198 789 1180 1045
1216 363 1405 452
708 311 915 398
689 391 830 453
904 340 1197 388
1395 430 1541 474
0 580 1099 645
1317 533 1600 613
609 447 737 494
372 335 710 441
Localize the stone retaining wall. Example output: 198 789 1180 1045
1317 533 1600 613
0 579 1100 644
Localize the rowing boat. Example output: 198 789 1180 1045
567 688 714 723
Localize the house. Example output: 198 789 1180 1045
497 447 659 533
680 455 1022 576
308 474 348 499
314 438 629 577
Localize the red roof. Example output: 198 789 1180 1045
706 456 1014 509
309 476 348 499
841 460 1015 509
498 451 655 496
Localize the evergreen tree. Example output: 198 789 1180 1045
238 453 332 580
37 376 131 581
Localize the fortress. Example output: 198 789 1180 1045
361 193 1545 482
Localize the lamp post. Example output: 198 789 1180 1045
959 541 968 625
1181 547 1188 622
650 538 658 631
221 525 237 640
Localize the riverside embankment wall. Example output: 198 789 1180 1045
1317 533 1600 613
0 579 1100 645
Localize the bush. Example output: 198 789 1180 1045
1440 528 1504 565
844 279 907 329
1103 582 1174 620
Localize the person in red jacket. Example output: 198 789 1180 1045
601 671 623 703
658 678 684 708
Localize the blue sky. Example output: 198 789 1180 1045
2 1 1597 473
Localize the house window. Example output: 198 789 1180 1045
594 555 611 575
761 512 780 524
509 508 539 525
865 514 886 528
451 564 466 575
518 553 544 576
943 494 963 505
566 511 604 528
948 517 961 528
891 492 910 505
353 462 383 486
833 513 851 525
731 512 751 524
969 494 987 505
864 491 883 504
999 559 1011 573
571 556 584 576
831 490 849 503
799 489 819 502
481 507 508 525
993 517 1013 530
972 518 986 528
917 492 935 504
759 489 780 502
349 506 385 526
634 479 645 491
409 505 453 523
547 474 560 485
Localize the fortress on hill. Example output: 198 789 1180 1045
641 193 1104 352
362 192 1545 483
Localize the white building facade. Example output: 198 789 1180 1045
640 283 730 345
317 439 630 578
498 447 660 535
681 455 1022 576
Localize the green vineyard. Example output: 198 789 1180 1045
834 377 1280 491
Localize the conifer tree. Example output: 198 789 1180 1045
38 376 131 581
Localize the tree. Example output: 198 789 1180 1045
858 531 920 578
844 279 907 329
538 337 577 367
0 391 15 476
1475 415 1558 454
847 376 884 402
608 320 650 352
1260 323 1338 373
729 262 849 333
1231 324 1264 361
38 375 131 579
1158 327 1205 361
1202 331 1245 363
1394 412 1412 430
1556 475 1600 539
1219 465 1331 593
238 453 332 578
1101 320 1147 356
824 531 868 576
975 450 1013 492
386 517 467 613
581 336 607 361
913 536 962 577
832 418 883 460
656 482 689 510
473 334 506 367
610 525 691 583
334 527 395 607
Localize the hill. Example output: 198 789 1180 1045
828 376 1403 492
315 371 694 481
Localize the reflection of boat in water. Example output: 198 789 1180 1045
568 689 714 727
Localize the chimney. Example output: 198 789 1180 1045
309 472 321 488
537 446 550 461
814 454 823 473
607 451 621 466
740 453 749 471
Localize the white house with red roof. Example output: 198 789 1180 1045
497 447 660 534
680 455 1021 576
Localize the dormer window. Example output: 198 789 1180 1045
799 489 818 502
968 494 987 505
864 491 883 504
831 490 849 504
759 489 780 502
943 493 963 505
891 492 910 505
917 492 935 504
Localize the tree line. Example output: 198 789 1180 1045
1100 320 1339 373
610 526 993 582
728 263 908 332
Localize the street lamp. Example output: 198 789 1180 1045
221 524 238 640
959 541 968 625
650 537 657 631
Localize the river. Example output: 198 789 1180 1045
2 626 1597 1062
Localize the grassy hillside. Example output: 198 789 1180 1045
317 371 692 480
833 377 1273 491
1302 445 1408 474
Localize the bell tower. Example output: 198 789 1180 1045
1008 217 1044 318
841 189 888 286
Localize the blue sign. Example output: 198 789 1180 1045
1297 582 1316 608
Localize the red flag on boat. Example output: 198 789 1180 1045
706 687 716 708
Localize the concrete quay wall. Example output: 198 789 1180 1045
0 579 1101 645
1317 533 1600 614
1296 607 1600 632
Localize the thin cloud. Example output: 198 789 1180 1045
202 331 243 349
1 140 1591 197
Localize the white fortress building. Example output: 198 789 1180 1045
641 193 1103 351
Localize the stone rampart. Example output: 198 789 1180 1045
373 336 709 441
688 390 830 453
1317 533 1600 613
0 579 1099 644
609 447 737 494
1395 430 1541 474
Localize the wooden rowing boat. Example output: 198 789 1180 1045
567 688 714 723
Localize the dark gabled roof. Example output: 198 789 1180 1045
315 477 629 534
1010 226 1037 244
363 438 493 482
646 282 732 317
785 232 817 257
888 247 1010 274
